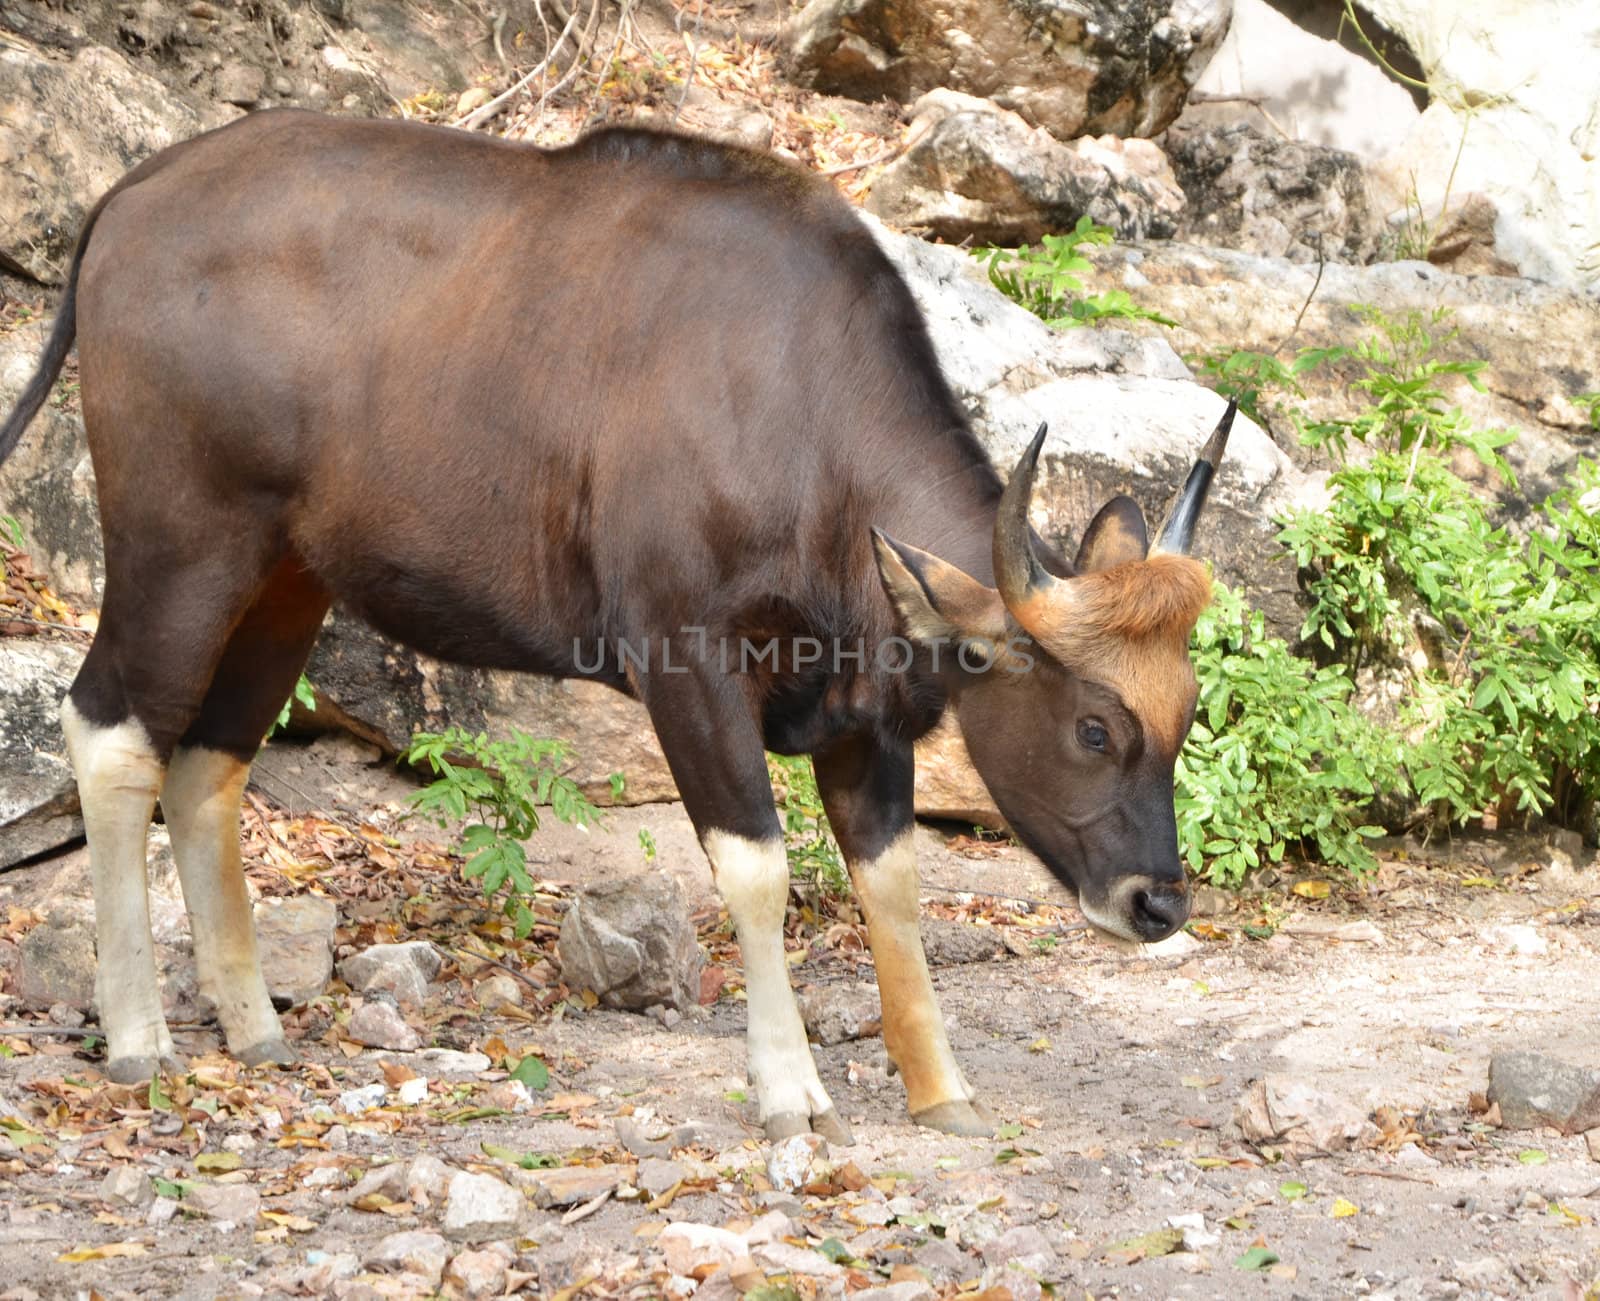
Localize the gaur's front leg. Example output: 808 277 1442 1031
814 733 996 1136
640 657 852 1144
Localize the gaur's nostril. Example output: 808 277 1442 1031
1130 885 1189 941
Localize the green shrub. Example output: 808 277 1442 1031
1176 583 1395 884
767 753 848 899
403 727 602 935
973 216 1177 328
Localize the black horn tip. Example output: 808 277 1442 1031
1200 399 1237 467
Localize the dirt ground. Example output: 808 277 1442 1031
1 742 1599 1300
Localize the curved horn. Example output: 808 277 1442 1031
1152 399 1237 556
993 423 1067 630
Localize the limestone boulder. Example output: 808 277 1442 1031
867 91 1185 244
1164 120 1383 264
0 38 218 284
0 638 85 868
782 0 1233 141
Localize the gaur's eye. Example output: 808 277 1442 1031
1077 720 1109 752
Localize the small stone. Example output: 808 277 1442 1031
481 1080 535 1113
445 1246 511 1299
99 1165 154 1211
753 1240 845 1279
1488 1051 1600 1134
615 1115 673 1158
743 1209 795 1245
348 1163 408 1203
981 1224 1055 1272
406 1154 454 1208
1586 1129 1600 1162
1484 924 1548 956
347 1001 421 1051
1234 1075 1370 1152
47 1002 85 1027
557 871 703 1011
922 919 1007 966
216 62 266 106
413 1048 491 1075
913 1237 981 1286
337 1083 388 1115
637 1157 687 1197
365 1230 449 1287
513 1164 623 1209
146 1196 179 1226
442 1171 523 1241
767 1132 828 1192
255 895 338 1008
798 982 882 1045
1165 1211 1219 1250
854 1284 936 1301
657 1221 751 1276
16 914 95 1010
474 973 523 1009
397 1077 429 1106
270 73 294 97
186 1182 262 1228
339 942 441 1007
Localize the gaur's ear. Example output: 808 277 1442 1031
871 529 1007 648
1074 495 1149 574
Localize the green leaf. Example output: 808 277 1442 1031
1519 1148 1549 1165
196 1152 242 1174
508 1055 550 1091
1278 1180 1309 1201
148 1076 173 1112
1234 1247 1281 1271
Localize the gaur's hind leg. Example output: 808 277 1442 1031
814 734 996 1136
163 555 330 1067
640 659 853 1145
63 539 281 1083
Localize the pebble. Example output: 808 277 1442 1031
474 973 523 1008
397 1077 429 1106
337 1083 387 1116
339 942 442 1007
364 1230 448 1288
186 1182 262 1228
445 1245 513 1299
1166 1211 1219 1250
442 1171 524 1241
406 1154 455 1208
255 895 338 1007
413 1048 491 1075
99 1165 154 1211
481 1079 535 1113
347 1001 421 1051
767 1132 828 1192
637 1157 688 1197
658 1222 751 1276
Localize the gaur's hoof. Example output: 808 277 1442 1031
237 1038 297 1068
764 1108 855 1145
912 1098 997 1137
107 1049 177 1081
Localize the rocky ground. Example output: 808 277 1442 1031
0 739 1598 1299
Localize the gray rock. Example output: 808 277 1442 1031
657 1221 752 1276
406 1154 455 1208
98 1165 154 1211
255 895 338 1008
1165 121 1382 264
637 1157 688 1197
798 982 882 1045
365 1230 449 1287
1488 1051 1600 1135
473 972 523 1009
915 1236 983 1285
868 91 1185 244
338 941 441 1007
614 1115 673 1159
444 1245 512 1299
557 871 702 1012
512 1164 623 1209
0 331 102 605
347 1000 422 1052
16 912 95 1011
922 919 1008 967
0 639 87 870
185 1182 262 1228
215 63 266 107
782 0 1231 140
442 1171 524 1242
0 41 220 283
855 1283 936 1301
982 1224 1056 1272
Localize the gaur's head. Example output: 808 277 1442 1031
873 405 1235 942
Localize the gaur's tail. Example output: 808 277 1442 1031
0 183 124 469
